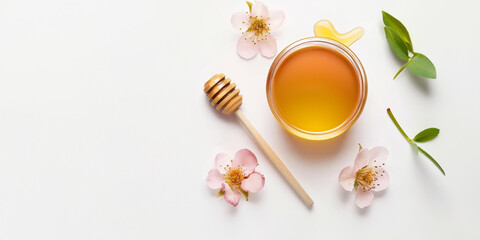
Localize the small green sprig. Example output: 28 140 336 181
382 11 436 80
387 108 445 175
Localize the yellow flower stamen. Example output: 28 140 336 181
245 16 270 44
355 166 377 190
224 168 245 189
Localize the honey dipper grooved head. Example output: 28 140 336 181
204 73 243 115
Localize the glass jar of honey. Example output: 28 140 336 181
266 21 367 140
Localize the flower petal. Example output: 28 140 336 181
251 1 269 18
259 35 277 58
231 11 250 31
355 189 374 208
233 149 258 176
268 10 285 30
222 184 241 207
215 153 232 174
372 168 389 191
236 36 260 59
368 146 389 167
338 166 355 191
241 172 265 193
206 169 225 189
353 148 371 172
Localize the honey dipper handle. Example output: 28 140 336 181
235 110 314 207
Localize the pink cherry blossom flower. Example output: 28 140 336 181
206 149 265 206
339 146 390 208
231 1 285 59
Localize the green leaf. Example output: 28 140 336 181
413 128 440 142
246 1 253 12
238 188 249 200
382 11 413 52
407 53 437 79
217 189 225 198
418 146 445 175
384 26 409 61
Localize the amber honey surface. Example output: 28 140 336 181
272 45 360 132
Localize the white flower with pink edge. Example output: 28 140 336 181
231 1 285 59
339 146 390 208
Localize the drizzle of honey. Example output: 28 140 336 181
314 19 364 47
272 45 360 132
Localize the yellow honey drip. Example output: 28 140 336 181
314 20 364 47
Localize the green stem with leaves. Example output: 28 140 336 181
387 108 445 175
383 11 437 80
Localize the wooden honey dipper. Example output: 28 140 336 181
204 73 314 207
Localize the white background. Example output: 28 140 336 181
0 0 479 239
